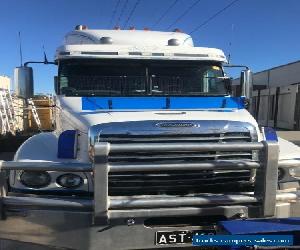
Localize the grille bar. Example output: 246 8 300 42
109 169 250 177
109 194 258 209
101 135 251 143
109 160 260 172
109 170 251 182
109 142 263 153
110 176 250 185
109 182 252 196
109 152 253 162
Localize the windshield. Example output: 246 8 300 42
58 59 227 96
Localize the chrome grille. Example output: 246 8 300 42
98 132 255 196
109 170 252 196
100 132 252 143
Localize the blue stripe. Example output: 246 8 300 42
57 130 77 159
263 127 278 142
82 96 245 110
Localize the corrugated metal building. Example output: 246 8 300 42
233 60 300 88
233 61 300 130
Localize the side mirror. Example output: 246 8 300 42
240 69 253 99
14 66 34 98
54 76 59 94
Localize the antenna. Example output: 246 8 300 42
23 45 55 67
18 32 23 66
42 45 49 64
227 24 234 64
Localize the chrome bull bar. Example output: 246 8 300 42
0 141 299 224
93 141 278 224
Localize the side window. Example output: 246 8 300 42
203 66 224 93
59 76 68 89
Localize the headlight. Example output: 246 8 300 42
20 171 51 188
57 174 83 188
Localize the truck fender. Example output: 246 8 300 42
14 132 60 162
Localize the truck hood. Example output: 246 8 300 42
17 97 299 164
57 96 260 138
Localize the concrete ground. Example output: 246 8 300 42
0 152 63 250
0 240 59 250
277 131 300 146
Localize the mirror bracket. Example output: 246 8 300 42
24 61 56 67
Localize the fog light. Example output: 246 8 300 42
20 171 51 188
289 168 300 179
57 174 83 188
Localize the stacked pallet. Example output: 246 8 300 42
28 95 54 131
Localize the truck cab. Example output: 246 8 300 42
1 26 300 249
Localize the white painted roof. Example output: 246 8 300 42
56 29 226 62
64 29 194 47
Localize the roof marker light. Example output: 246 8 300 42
173 28 182 33
143 27 150 31
75 25 88 30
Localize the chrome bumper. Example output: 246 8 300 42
0 193 299 250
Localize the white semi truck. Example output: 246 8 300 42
0 26 300 249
